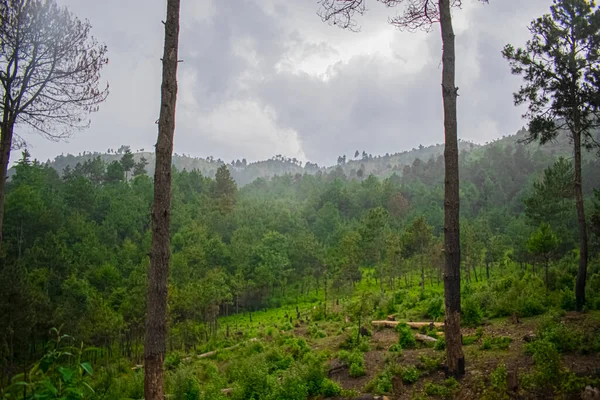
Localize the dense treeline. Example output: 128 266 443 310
1 137 600 383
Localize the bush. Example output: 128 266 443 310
388 343 403 353
307 324 327 339
417 355 441 373
339 350 366 378
265 347 293 372
320 378 342 397
426 296 444 320
480 336 512 351
397 323 416 349
339 327 370 351
424 378 459 398
268 364 309 400
365 368 394 394
488 274 547 318
537 313 581 353
434 337 446 351
400 366 420 384
172 367 201 400
462 296 483 327
165 351 183 371
523 339 562 388
228 355 272 400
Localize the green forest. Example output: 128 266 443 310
2 0 600 399
2 131 600 399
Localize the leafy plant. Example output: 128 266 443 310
397 323 416 349
2 328 95 400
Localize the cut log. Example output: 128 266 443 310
221 388 233 396
198 338 258 359
371 321 444 329
415 333 438 343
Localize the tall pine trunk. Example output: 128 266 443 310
439 0 465 379
144 0 180 399
573 129 588 311
0 116 15 248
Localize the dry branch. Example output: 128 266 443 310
415 333 438 342
371 320 444 329
197 337 258 359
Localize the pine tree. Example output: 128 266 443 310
503 0 600 310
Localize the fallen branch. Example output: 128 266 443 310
415 333 438 343
371 321 444 329
198 337 258 359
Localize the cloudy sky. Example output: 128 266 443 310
22 0 553 166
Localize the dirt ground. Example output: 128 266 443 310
307 312 600 400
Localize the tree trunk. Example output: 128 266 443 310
485 260 490 280
439 0 465 379
573 130 588 311
544 259 549 290
144 1 180 399
0 118 15 248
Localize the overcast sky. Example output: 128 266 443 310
21 0 553 166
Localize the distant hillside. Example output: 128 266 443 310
18 127 585 186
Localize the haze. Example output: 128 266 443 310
23 0 551 166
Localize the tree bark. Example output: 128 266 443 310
0 117 15 248
573 129 588 311
439 0 465 379
144 0 180 399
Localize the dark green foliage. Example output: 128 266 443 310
424 378 460 398
536 312 582 353
1 328 95 400
426 296 444 320
417 355 442 373
338 350 366 377
2 135 600 397
480 336 512 351
400 366 420 384
461 296 483 327
396 323 417 349
172 367 202 400
433 338 446 351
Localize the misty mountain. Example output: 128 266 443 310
19 127 583 187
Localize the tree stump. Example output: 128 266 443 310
392 375 404 395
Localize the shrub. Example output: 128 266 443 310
433 337 446 351
339 327 370 351
339 350 366 378
397 323 416 349
307 324 327 339
265 347 293 372
480 336 512 351
523 339 562 388
228 355 272 400
172 367 201 400
388 343 403 353
320 378 342 397
400 366 420 384
424 378 459 398
462 296 483 327
537 313 581 353
165 351 183 371
418 355 441 373
426 296 444 320
268 364 309 400
488 274 547 318
462 335 478 346
365 368 394 394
